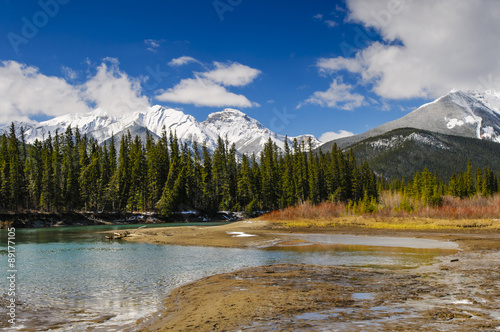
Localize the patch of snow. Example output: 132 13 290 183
369 133 449 150
465 116 477 124
226 231 257 238
451 299 473 305
446 118 465 129
482 126 495 139
369 135 405 149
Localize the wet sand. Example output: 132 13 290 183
121 220 500 331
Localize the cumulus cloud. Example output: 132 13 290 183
299 79 365 110
168 56 200 67
157 61 261 108
0 61 91 123
83 59 150 115
0 59 151 124
201 62 261 87
319 130 355 142
327 0 500 99
155 77 259 108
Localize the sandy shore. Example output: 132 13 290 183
119 220 500 331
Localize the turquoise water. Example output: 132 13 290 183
0 224 449 331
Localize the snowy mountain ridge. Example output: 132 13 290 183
321 90 500 151
0 106 321 156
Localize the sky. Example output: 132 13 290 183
1 0 500 142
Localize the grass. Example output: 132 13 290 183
261 192 500 231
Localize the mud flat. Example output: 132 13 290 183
125 221 500 331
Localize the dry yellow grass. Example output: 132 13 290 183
268 216 500 231
261 192 500 231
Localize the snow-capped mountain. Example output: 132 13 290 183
203 108 321 155
3 106 219 150
0 106 320 156
322 90 500 150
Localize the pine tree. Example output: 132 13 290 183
0 134 9 210
79 142 101 211
200 142 217 215
237 154 253 211
61 126 79 210
281 138 295 207
7 124 24 210
307 142 319 204
40 133 54 211
128 135 146 211
212 136 227 210
116 133 132 211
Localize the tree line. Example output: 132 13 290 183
384 160 499 211
0 124 378 216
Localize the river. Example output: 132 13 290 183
0 223 454 331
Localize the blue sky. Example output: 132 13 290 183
1 0 499 141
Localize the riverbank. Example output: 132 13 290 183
0 211 241 228
121 218 500 251
126 219 500 331
137 253 500 331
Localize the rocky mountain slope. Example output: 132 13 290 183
348 128 500 180
321 90 500 151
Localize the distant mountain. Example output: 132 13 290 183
203 108 321 156
321 90 500 151
0 106 320 157
348 128 500 180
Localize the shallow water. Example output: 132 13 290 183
275 233 460 250
0 224 456 331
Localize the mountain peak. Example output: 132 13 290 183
320 89 500 151
222 108 246 116
1 106 320 157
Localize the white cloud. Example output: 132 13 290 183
168 56 200 67
145 39 163 52
317 57 363 74
327 0 500 99
0 61 91 123
0 59 152 124
83 59 150 115
319 130 355 142
314 14 323 20
61 66 78 81
157 61 261 108
201 62 261 87
299 79 365 110
155 77 259 108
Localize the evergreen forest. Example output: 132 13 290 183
0 124 498 217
